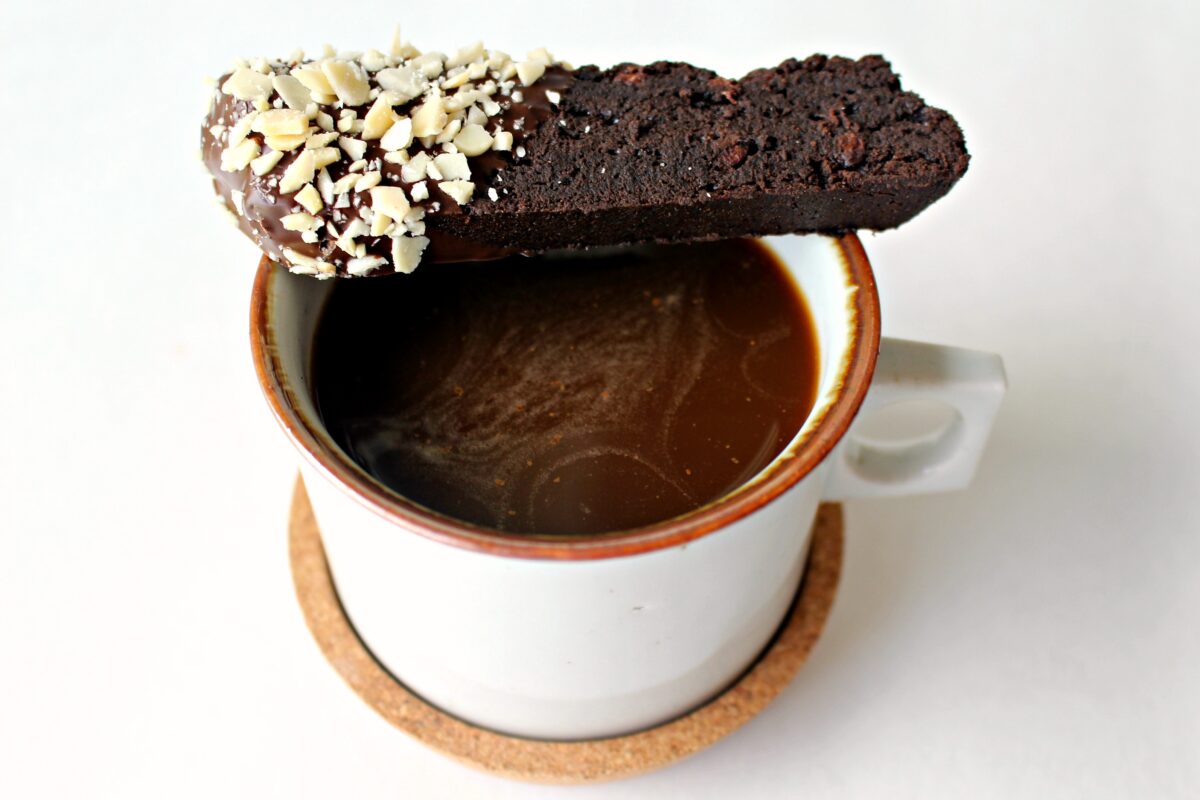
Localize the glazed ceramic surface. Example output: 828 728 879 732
252 234 1005 739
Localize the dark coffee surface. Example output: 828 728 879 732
312 239 818 535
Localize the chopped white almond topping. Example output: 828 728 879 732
545 90 561 105
317 168 334 205
527 47 554 65
375 66 427 101
283 247 323 268
492 130 514 151
335 231 359 256
444 88 479 111
295 183 324 214
389 25 404 58
439 180 475 204
305 131 338 148
362 92 400 140
290 66 335 97
425 160 443 181
332 174 359 194
434 118 462 144
409 180 429 201
354 171 382 192
360 49 387 73
441 69 472 90
487 50 511 69
279 150 316 193
488 187 499 201
209 123 226 138
410 95 448 137
370 211 392 236
432 152 470 180
482 98 502 117
391 235 429 274
446 41 484 69
500 62 518 82
310 147 340 169
227 113 258 147
383 150 409 164
281 212 317 231
453 124 493 156
466 105 487 126
369 186 411 221
466 62 487 81
231 190 245 215
271 74 313 110
222 68 273 101
253 109 312 136
300 230 320 244
347 255 386 276
348 159 367 172
316 111 335 132
264 133 307 152
320 60 371 106
380 117 413 151
412 53 444 79
338 136 367 161
220 139 260 171
250 149 284 175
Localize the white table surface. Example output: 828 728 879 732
3 0 1198 796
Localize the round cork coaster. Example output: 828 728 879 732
288 475 843 784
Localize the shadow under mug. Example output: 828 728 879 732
251 233 1006 740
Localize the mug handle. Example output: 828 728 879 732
823 337 1007 500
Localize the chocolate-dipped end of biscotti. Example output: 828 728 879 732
202 47 967 278
202 44 573 277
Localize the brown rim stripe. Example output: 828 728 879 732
250 234 880 560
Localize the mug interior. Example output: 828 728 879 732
252 234 880 559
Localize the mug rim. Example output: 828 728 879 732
250 234 881 560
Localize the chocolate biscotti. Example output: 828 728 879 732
202 42 968 277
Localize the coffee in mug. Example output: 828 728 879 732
312 239 820 535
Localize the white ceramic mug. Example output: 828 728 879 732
251 233 1006 741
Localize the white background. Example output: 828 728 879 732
3 0 1198 796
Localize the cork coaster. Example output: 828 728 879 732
288 475 843 784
